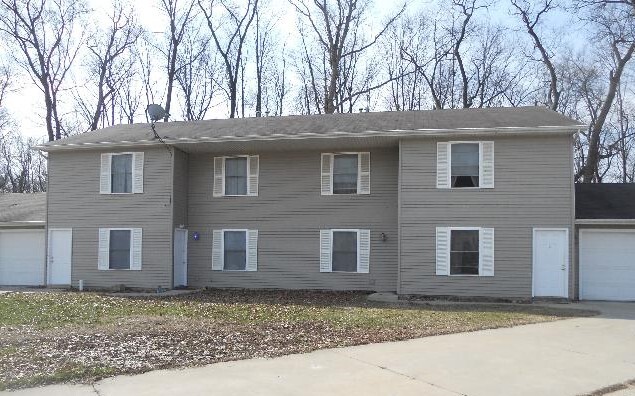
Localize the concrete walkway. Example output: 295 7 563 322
5 302 635 396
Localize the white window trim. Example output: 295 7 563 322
447 141 483 190
324 152 370 195
330 228 362 273
447 226 482 277
105 227 135 271
105 152 137 195
221 228 249 271
217 155 258 197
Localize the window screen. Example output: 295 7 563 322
109 230 131 269
111 154 133 193
450 229 479 275
224 231 247 270
332 231 358 272
225 157 248 195
451 144 479 188
333 154 358 194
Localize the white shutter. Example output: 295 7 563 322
480 142 494 188
479 228 495 276
98 228 110 270
436 227 450 275
131 228 143 270
247 155 259 196
321 154 333 195
132 152 144 193
212 230 224 270
320 230 332 272
100 153 112 194
246 230 258 271
436 143 450 188
213 157 225 197
358 229 370 273
358 152 371 194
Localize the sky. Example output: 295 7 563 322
2 0 574 141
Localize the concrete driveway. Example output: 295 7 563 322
5 302 635 396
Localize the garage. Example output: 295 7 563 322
576 184 635 301
0 193 46 286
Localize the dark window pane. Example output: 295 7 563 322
332 231 357 272
225 157 247 195
109 230 131 269
333 154 358 194
111 154 133 193
451 144 479 188
224 231 246 270
450 230 479 275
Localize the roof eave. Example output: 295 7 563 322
35 124 586 152
575 219 635 225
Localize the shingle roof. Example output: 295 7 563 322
39 106 583 150
0 193 46 223
575 183 635 219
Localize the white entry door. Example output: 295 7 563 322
173 229 188 287
533 228 569 298
47 229 72 285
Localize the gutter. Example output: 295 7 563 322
575 219 635 225
35 124 586 152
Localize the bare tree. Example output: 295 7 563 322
0 0 86 141
290 0 405 114
0 132 46 192
199 0 258 118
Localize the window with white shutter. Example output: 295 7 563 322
97 228 141 270
320 229 370 273
437 142 494 189
321 152 370 195
436 227 495 276
212 229 258 271
213 156 258 197
100 152 144 194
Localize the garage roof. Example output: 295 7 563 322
0 193 46 225
576 184 635 220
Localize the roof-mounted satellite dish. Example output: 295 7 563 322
146 104 169 122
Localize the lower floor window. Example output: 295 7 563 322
224 230 247 270
450 229 479 275
332 231 358 272
109 229 131 270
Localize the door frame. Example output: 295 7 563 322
173 228 188 287
532 228 569 298
47 228 73 285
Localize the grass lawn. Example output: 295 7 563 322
0 289 592 391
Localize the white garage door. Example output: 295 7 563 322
580 230 635 301
0 230 45 286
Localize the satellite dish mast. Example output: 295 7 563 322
145 104 171 155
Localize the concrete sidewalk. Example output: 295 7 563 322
5 302 635 396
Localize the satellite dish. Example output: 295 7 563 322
146 104 169 122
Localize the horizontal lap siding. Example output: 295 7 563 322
47 148 173 289
173 149 189 227
187 148 399 292
399 135 574 298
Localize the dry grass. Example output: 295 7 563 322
0 289 592 391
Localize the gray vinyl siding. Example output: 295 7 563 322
47 147 173 289
172 149 189 228
187 147 399 292
399 135 574 298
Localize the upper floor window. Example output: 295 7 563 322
100 152 144 194
321 152 370 195
436 142 494 189
213 156 259 197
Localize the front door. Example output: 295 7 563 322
173 229 188 287
533 228 568 298
47 228 72 285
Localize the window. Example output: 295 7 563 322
225 157 248 196
451 143 479 188
223 230 247 270
321 152 370 195
100 152 143 194
109 230 131 269
450 229 479 275
319 229 370 273
213 156 259 197
111 154 133 193
333 154 358 194
332 231 358 272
